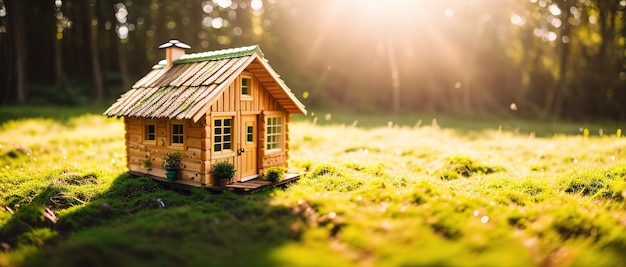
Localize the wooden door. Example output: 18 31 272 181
239 115 258 181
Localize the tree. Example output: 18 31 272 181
5 0 27 103
549 0 574 119
114 2 131 91
88 0 104 103
0 0 623 119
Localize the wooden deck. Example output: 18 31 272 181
151 173 301 194
207 173 301 194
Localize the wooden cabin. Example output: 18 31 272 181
104 40 307 187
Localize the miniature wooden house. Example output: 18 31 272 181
104 40 306 186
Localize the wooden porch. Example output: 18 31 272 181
151 173 301 194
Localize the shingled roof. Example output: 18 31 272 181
104 45 306 122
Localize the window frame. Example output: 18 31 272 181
213 117 233 154
265 116 284 153
240 75 253 101
245 121 254 144
143 119 156 144
170 120 185 146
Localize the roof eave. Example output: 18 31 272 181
252 56 307 115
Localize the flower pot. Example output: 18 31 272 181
219 178 230 187
165 169 177 182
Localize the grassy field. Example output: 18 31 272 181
0 106 625 267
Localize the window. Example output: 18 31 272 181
214 118 232 152
246 122 254 143
144 120 155 141
171 123 184 145
265 117 283 151
241 77 251 96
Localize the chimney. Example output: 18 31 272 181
158 40 191 68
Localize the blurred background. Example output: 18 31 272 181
0 0 624 120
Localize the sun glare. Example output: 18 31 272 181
250 0 263 10
352 0 410 16
548 4 561 16
511 14 525 25
444 9 455 17
320 0 459 39
213 0 232 9
302 0 508 106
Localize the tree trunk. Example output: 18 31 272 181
54 34 64 90
7 0 27 103
595 0 617 70
386 34 400 114
550 1 573 119
53 0 63 91
89 0 104 103
117 40 131 90
595 0 618 102
1 0 10 104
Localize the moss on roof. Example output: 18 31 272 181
153 45 259 69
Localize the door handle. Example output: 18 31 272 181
237 148 245 155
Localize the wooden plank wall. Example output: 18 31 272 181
285 114 291 163
210 78 237 112
257 80 283 112
208 72 287 113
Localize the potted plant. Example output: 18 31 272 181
161 152 181 182
212 160 236 186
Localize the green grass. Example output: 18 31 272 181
0 106 625 266
296 108 624 137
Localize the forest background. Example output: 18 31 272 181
1 0 625 120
